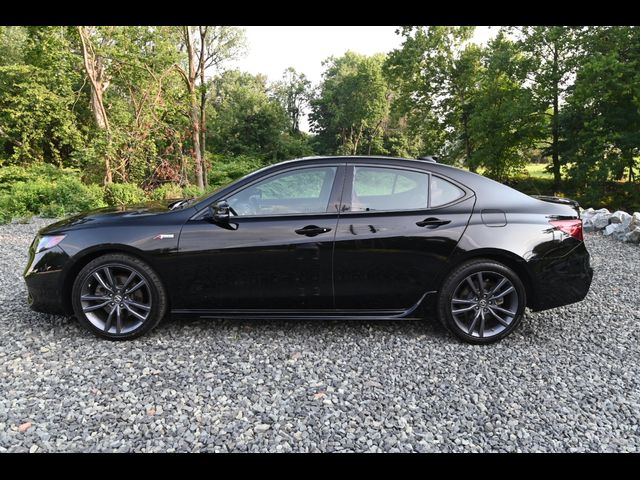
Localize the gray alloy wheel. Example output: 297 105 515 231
80 263 152 335
72 253 167 340
437 259 526 344
450 271 519 339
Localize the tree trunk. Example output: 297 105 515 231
78 26 113 184
189 93 204 190
551 43 561 190
183 26 204 190
200 89 208 187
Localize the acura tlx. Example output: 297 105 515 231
24 156 593 343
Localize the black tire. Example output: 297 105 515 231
436 259 526 344
71 253 167 340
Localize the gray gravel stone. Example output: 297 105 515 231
1 218 639 452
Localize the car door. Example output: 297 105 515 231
332 164 475 311
175 164 345 311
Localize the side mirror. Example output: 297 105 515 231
210 201 230 223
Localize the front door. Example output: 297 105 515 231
176 164 345 311
332 164 475 310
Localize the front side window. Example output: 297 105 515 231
350 166 429 212
227 166 337 216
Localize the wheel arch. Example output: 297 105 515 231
441 249 536 308
61 245 164 315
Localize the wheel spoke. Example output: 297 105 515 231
452 298 476 305
452 305 476 314
476 272 485 294
116 305 123 334
83 300 111 312
125 280 146 295
124 304 146 321
479 310 486 337
491 305 516 317
490 285 515 300
93 271 113 293
465 277 480 297
81 294 111 302
104 305 116 332
487 307 510 327
122 271 136 291
488 277 507 297
125 300 150 312
103 267 116 290
467 310 481 335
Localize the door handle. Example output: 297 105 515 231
416 217 451 228
295 225 332 237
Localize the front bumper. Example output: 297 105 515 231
24 245 70 315
528 242 593 312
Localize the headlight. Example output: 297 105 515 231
35 235 66 253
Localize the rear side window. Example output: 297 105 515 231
351 167 429 211
430 175 464 207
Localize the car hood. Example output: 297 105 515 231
39 201 178 234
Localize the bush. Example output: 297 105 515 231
104 183 147 207
181 185 204 198
208 155 263 189
150 183 184 201
0 165 107 223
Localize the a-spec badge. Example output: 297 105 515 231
153 234 175 240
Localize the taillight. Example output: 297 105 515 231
549 219 583 241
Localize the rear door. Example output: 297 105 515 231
332 164 475 310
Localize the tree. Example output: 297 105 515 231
310 51 391 155
77 26 114 183
384 26 476 162
0 27 83 167
174 26 245 189
560 26 640 187
468 34 543 180
207 70 289 160
512 26 582 188
271 67 311 134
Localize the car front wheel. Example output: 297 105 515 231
71 253 167 340
437 259 526 344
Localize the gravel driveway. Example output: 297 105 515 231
1 218 638 452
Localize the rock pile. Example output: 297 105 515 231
581 207 640 243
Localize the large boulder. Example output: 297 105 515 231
623 227 640 244
591 209 612 230
609 210 632 226
630 212 640 229
604 222 629 241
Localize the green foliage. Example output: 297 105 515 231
0 165 106 223
310 51 391 156
150 183 184 201
468 34 544 180
207 71 290 161
207 155 264 188
103 183 147 207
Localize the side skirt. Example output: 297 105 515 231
171 291 436 321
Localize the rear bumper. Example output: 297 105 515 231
528 242 593 311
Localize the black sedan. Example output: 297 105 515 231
24 156 593 343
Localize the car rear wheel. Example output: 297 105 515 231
437 259 526 344
71 253 167 340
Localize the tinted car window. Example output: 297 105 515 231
351 167 429 211
430 175 464 207
228 166 337 216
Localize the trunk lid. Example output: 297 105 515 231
530 195 581 217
